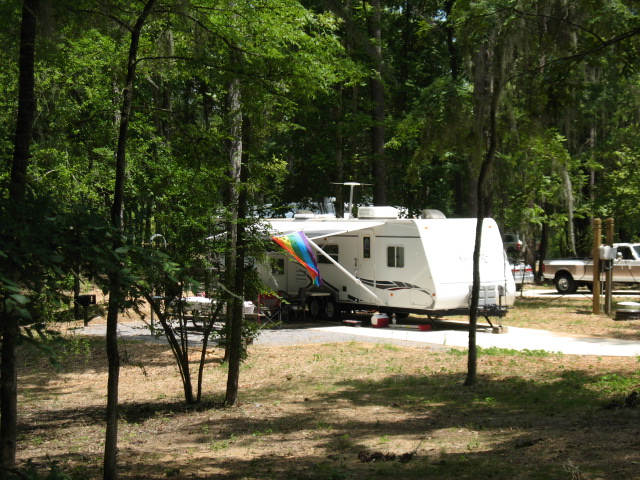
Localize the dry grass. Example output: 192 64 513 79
15 292 640 480
508 293 640 340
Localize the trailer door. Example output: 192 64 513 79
357 230 376 303
266 253 287 292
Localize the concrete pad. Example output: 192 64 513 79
78 317 640 357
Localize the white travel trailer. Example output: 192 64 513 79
258 206 516 322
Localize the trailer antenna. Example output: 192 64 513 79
331 181 371 219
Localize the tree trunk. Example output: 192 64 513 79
225 188 246 407
465 38 502 386
537 221 550 281
444 0 460 83
368 0 386 205
1 1 38 476
334 85 344 218
224 71 243 406
104 2 156 479
465 89 499 387
0 312 18 480
196 302 224 403
562 165 577 256
9 0 38 203
144 294 197 404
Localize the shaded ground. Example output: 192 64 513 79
15 292 640 479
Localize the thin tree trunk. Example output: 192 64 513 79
144 294 198 404
465 90 499 387
225 186 246 406
334 85 344 218
8 0 38 202
562 165 576 256
104 2 156 479
465 38 502 386
1 1 38 476
197 302 224 403
537 221 550 281
444 0 459 83
224 71 243 406
368 0 386 205
0 311 18 480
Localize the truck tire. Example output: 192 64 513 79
555 272 577 294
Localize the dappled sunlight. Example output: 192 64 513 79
15 336 640 479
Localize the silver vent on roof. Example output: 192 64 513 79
357 206 399 219
421 209 446 219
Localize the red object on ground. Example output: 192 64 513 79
371 318 389 328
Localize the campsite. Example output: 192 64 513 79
5 2 640 479
15 292 640 480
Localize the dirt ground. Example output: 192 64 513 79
15 293 640 479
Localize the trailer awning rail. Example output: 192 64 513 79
266 219 385 241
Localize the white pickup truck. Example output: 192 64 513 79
542 243 640 294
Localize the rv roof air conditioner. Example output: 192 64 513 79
421 209 446 219
357 206 399 219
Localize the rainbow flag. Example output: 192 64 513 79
272 231 322 286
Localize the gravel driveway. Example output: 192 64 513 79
78 318 448 351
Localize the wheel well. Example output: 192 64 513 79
554 270 572 280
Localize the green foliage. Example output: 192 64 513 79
2 0 640 276
594 371 640 395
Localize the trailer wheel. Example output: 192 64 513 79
555 272 577 294
325 300 341 321
309 299 322 319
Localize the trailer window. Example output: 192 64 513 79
318 244 339 264
270 257 285 275
387 246 404 268
363 236 371 259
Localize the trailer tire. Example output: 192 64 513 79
555 272 577 294
309 299 322 319
325 300 341 321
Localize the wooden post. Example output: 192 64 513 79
605 218 615 315
592 218 601 314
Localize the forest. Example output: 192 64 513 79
2 0 640 478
